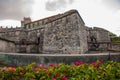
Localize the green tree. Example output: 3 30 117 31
109 32 120 43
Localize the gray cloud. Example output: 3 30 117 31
0 0 34 20
45 0 75 11
69 0 74 4
103 0 120 10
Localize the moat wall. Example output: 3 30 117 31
0 53 120 67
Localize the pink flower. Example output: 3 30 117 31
74 61 84 66
2 66 7 71
39 64 43 68
79 62 84 65
61 77 68 80
74 62 80 66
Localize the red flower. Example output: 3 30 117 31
74 61 84 66
74 62 79 66
95 67 99 70
91 62 96 65
91 61 103 67
8 67 16 71
44 68 48 71
98 61 103 65
50 64 58 67
61 77 68 80
33 66 38 69
48 72 52 75
96 61 103 67
102 70 106 72
55 73 60 78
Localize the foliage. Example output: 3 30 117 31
0 61 120 80
109 32 120 43
109 32 117 38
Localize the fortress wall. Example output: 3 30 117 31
27 27 44 53
0 38 15 52
76 13 88 54
86 27 110 42
0 27 27 42
87 27 111 51
93 27 110 42
0 29 28 53
43 11 88 54
0 32 5 39
27 30 37 42
0 10 111 53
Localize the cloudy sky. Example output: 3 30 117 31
0 0 120 35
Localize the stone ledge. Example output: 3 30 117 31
0 52 120 56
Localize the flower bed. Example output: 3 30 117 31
0 61 120 80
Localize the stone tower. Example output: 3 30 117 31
21 17 31 28
42 10 88 54
23 10 88 54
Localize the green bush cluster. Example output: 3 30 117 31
109 32 120 43
111 37 120 43
0 61 120 80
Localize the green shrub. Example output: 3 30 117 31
109 32 120 43
0 61 120 80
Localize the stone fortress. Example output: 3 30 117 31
0 10 111 54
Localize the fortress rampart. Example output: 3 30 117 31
0 10 111 54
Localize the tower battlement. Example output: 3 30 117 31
0 26 23 32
